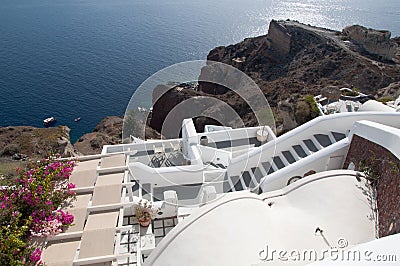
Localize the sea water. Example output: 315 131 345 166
1 0 399 142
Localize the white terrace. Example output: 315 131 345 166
41 111 400 265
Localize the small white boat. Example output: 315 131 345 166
138 106 149 112
43 117 56 126
74 117 81 122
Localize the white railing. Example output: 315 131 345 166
130 162 204 187
260 139 350 192
198 145 231 167
103 139 182 155
197 126 261 145
186 144 202 165
349 120 400 160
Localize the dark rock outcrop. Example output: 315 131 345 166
149 84 203 134
74 116 162 155
74 116 123 155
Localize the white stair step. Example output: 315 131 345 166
331 131 347 142
227 175 236 192
292 144 309 158
238 176 247 190
229 176 243 191
248 169 259 188
251 167 264 184
240 171 254 189
302 139 318 153
311 136 324 150
258 164 268 176
272 156 286 170
288 147 301 161
261 161 276 175
313 134 333 147
327 132 336 144
280 151 294 165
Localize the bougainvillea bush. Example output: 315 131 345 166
0 158 76 265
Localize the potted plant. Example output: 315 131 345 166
256 108 273 143
135 199 158 227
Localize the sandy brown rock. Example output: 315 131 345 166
0 125 76 158
343 25 398 61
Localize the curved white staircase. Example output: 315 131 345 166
224 112 400 193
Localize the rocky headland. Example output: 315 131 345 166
1 20 400 166
150 20 400 135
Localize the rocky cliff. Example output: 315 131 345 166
74 116 162 155
343 25 398 61
74 116 123 155
149 20 400 135
0 125 75 158
0 125 76 175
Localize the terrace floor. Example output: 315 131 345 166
119 216 179 265
129 146 187 168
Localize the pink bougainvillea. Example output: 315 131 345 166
30 248 42 263
0 157 76 265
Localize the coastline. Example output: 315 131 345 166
1 20 400 162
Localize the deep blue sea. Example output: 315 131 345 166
1 0 399 142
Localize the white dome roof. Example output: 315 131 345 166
146 172 375 266
358 100 395 112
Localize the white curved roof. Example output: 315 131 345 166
146 170 376 266
359 100 395 112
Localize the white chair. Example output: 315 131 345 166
200 186 217 204
163 190 178 217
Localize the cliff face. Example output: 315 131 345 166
268 20 292 56
149 20 400 135
0 125 76 159
149 84 203 134
343 25 398 61
74 115 162 155
74 116 123 155
203 20 400 94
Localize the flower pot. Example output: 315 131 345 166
138 217 151 227
256 128 269 142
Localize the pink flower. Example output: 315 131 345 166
67 183 76 189
30 249 42 262
56 210 74 225
31 218 62 237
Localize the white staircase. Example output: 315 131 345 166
224 131 347 192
